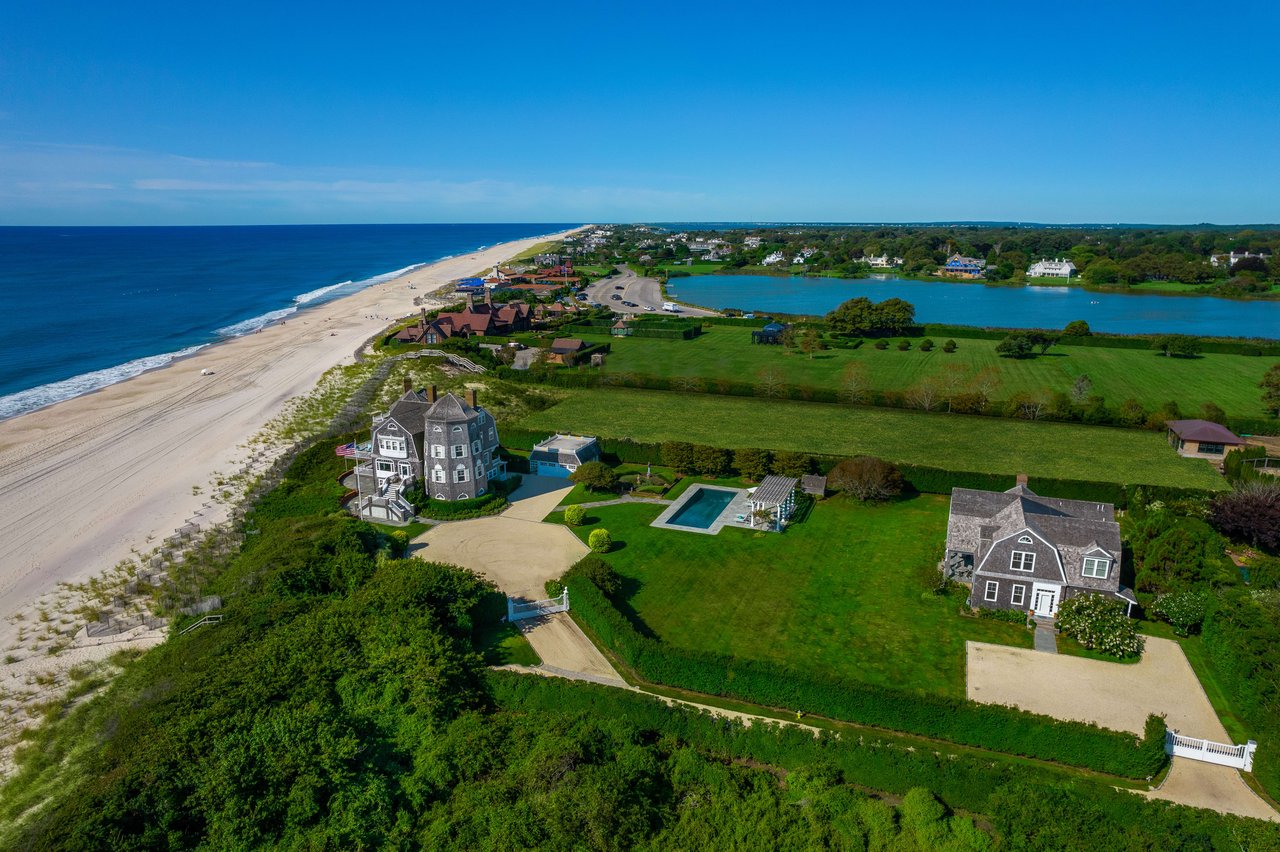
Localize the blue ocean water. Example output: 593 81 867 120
0 224 577 418
669 274 1280 339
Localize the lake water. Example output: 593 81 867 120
667 275 1280 339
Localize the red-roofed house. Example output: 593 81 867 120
1166 419 1246 463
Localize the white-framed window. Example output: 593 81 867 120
452 425 464 433
431 466 445 483
1082 556 1110 579
488 428 496 441
452 444 467 458
433 425 443 433
430 444 445 459
1011 584 1026 606
377 437 404 453
375 459 394 472
1010 551 1036 572
1017 535 1033 544
435 493 446 500
984 581 999 602
475 463 483 478
458 493 470 499
398 463 411 476
454 465 468 483
471 440 481 454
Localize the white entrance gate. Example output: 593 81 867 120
1165 731 1257 771
507 589 570 622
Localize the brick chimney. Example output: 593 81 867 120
427 385 438 403
484 285 493 306
403 376 412 394
1016 473 1028 487
466 388 479 409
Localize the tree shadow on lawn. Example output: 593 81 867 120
611 575 660 640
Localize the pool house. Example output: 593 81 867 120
748 475 799 530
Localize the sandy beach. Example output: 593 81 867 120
0 227 583 761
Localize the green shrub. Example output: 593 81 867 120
943 339 957 352
563 504 586 526
919 338 934 352
588 528 613 553
874 339 889 350
388 530 410 557
570 460 618 492
896 339 911 351
563 553 622 598
978 608 1029 626
1056 594 1143 658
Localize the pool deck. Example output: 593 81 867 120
650 484 752 534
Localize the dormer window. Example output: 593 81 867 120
1010 551 1036 572
1082 557 1110 579
1017 535 1033 544
452 425 464 433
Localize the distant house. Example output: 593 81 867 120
1167 419 1246 463
939 254 987 278
397 297 535 343
748 475 799 530
1027 258 1077 279
529 434 601 478
610 319 633 337
761 251 786 266
546 337 588 365
356 384 505 520
1210 250 1270 268
751 322 789 344
534 253 562 266
744 236 763 249
943 475 1134 618
864 254 903 268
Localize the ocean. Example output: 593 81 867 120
0 223 577 419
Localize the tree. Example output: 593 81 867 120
1152 334 1202 358
755 367 787 398
825 296 916 335
1027 331 1059 355
563 504 586 526
906 377 943 411
875 297 916 334
1006 391 1047 420
1117 398 1148 427
1084 258 1123 285
827 456 904 501
1199 402 1227 424
1231 255 1270 275
1152 591 1208 637
588 528 612 553
942 339 957 353
1262 363 1280 417
570 461 618 493
995 333 1035 359
1063 320 1091 336
733 448 772 481
1070 373 1094 404
799 327 822 359
771 450 813 478
1210 481 1280 551
838 362 869 404
1056 593 1144 658
691 444 732 476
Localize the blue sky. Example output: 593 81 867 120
2 1 1278 225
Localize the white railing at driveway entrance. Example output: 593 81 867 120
1166 731 1257 771
507 589 570 622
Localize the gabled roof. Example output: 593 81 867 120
1166 419 1245 444
551 338 587 353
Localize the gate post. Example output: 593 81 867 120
506 597 515 622
1244 740 1257 773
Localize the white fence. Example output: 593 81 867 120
507 589 569 622
1166 731 1257 771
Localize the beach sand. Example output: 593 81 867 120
0 227 584 767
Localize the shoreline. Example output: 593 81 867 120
0 225 585 684
0 234 564 423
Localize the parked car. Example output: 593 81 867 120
622 300 638 307
643 305 656 311
614 284 624 290
610 294 622 300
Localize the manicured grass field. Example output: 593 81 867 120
564 495 1031 697
589 325 1276 417
516 388 1228 489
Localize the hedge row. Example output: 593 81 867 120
565 575 1168 779
917 324 1280 356
492 365 1280 436
497 425 1211 508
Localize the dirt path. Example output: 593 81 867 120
519 613 626 685
1144 759 1279 822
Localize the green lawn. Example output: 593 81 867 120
516 388 1228 490
590 325 1276 418
475 621 540 666
563 495 1031 697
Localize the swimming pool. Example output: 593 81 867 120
665 486 737 530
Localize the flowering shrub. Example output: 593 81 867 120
1056 593 1144 659
1152 590 1208 636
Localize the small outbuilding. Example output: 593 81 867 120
546 337 588 365
748 475 799 530
801 474 827 497
751 322 790 345
529 434 601 478
1166 419 1246 462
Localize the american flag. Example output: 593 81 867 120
335 442 356 457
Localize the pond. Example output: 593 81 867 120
666 275 1280 339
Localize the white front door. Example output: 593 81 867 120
1032 585 1059 617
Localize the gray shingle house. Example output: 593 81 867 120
357 383 504 520
944 476 1135 618
529 434 601 478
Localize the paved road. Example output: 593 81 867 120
582 265 719 317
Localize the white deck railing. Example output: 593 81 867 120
1165 731 1257 771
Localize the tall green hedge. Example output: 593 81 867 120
565 576 1167 779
